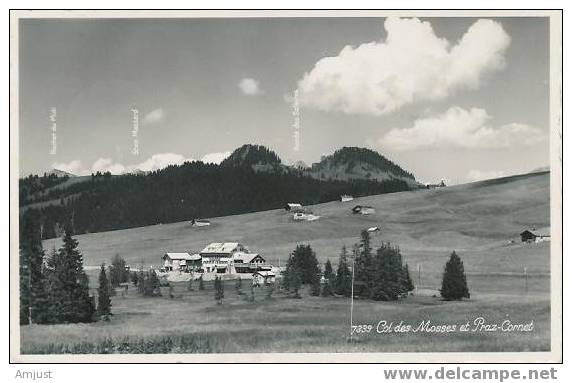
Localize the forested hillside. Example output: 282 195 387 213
20 145 417 239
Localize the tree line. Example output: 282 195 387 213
21 160 411 240
279 231 469 302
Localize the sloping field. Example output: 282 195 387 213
43 171 551 292
23 171 553 355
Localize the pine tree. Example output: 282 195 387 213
19 213 49 324
198 275 205 290
187 277 194 291
235 277 243 295
107 266 116 296
144 270 162 297
403 263 414 293
265 283 274 300
321 259 334 297
354 230 374 298
214 276 224 304
289 244 321 285
136 270 145 294
311 272 321 296
249 283 255 302
335 245 352 297
109 254 129 287
97 264 112 317
289 268 302 298
131 271 139 286
281 255 294 291
440 251 470 301
45 226 94 323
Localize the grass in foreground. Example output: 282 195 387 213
21 280 550 354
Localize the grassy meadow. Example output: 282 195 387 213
21 171 552 354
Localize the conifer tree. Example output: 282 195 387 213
289 268 302 298
97 264 112 317
235 277 243 295
403 263 415 293
440 251 470 301
335 245 352 297
136 270 145 294
281 255 294 291
249 283 255 302
109 254 129 287
289 244 320 285
321 260 335 297
187 277 194 292
198 275 205 290
354 231 374 298
45 226 94 323
107 265 116 296
311 272 321 296
214 276 224 304
144 270 162 297
131 271 139 286
19 213 49 324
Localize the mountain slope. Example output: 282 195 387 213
43 171 550 293
306 147 420 186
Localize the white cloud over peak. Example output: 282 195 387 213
142 108 165 125
201 151 231 164
91 158 126 175
297 17 511 116
238 78 263 96
51 153 195 176
381 106 545 151
51 160 86 176
135 153 194 172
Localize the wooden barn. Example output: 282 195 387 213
520 228 551 243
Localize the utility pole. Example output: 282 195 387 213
349 247 356 342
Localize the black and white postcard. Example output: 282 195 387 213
9 9 563 363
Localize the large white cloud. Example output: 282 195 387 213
91 158 127 175
142 108 165 125
134 153 194 172
381 106 545 151
51 160 87 176
297 17 511 115
238 78 263 96
201 151 231 164
52 153 195 176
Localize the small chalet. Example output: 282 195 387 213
233 252 271 273
252 270 276 286
352 205 376 215
520 228 551 243
190 218 211 227
340 195 354 202
162 253 202 272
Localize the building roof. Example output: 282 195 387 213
233 252 263 263
163 253 201 261
254 271 275 277
521 227 551 237
200 242 242 254
287 203 302 208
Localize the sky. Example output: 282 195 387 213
19 17 550 184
